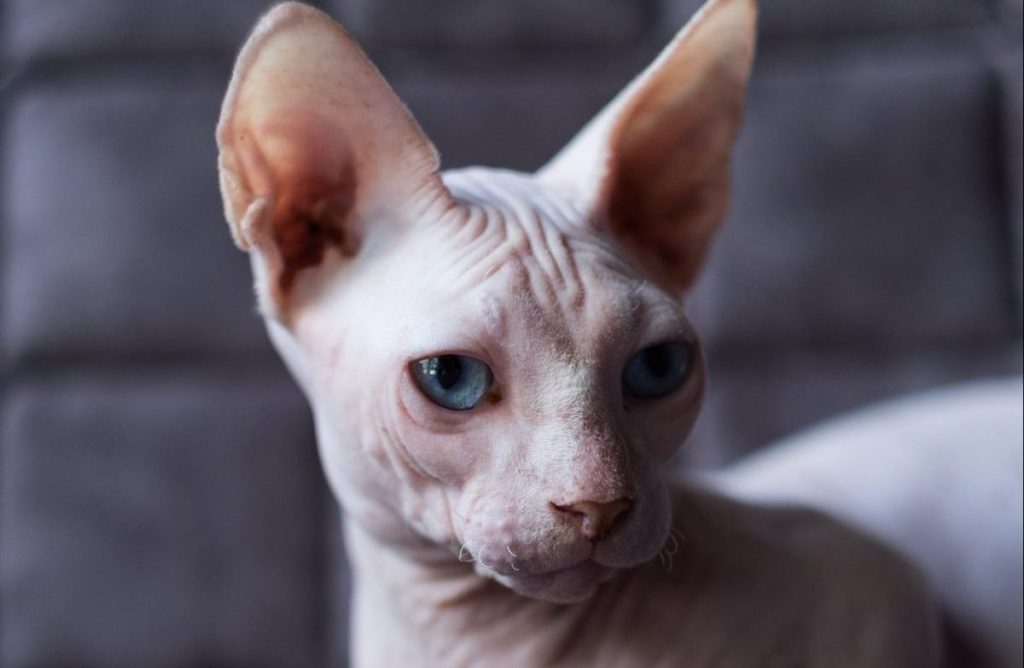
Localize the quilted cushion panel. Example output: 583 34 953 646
0 368 326 668
326 0 653 48
662 0 994 37
691 54 1013 349
2 71 270 361
2 0 277 60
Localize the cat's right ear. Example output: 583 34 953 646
217 2 453 321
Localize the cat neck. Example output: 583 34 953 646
343 519 593 666
337 488 723 667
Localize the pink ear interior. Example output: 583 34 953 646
541 0 757 293
607 1 754 290
217 3 449 305
236 109 360 292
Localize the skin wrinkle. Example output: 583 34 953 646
379 419 431 487
511 194 577 319
369 412 438 535
394 370 476 438
447 169 593 313
364 372 477 552
552 227 586 312
442 207 510 290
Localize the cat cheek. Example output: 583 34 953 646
388 382 486 486
627 369 705 462
395 370 467 431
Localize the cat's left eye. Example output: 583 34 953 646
622 342 692 400
410 354 494 411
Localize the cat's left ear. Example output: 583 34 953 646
540 0 757 292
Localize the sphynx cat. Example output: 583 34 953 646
216 0 943 665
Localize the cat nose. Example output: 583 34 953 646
552 497 633 541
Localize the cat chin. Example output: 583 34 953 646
493 560 619 604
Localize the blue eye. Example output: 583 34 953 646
622 342 691 400
411 355 494 411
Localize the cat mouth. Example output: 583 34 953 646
513 559 612 584
461 532 646 584
495 558 613 587
493 560 617 602
468 542 596 579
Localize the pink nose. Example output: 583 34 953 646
552 498 633 541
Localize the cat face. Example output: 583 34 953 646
284 170 703 601
218 0 755 602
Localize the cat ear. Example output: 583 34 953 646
539 0 757 292
217 2 453 320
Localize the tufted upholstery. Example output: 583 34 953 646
1 1 1020 666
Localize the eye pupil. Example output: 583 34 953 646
432 355 462 389
622 342 691 400
643 346 672 378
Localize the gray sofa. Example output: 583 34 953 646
1 1 1020 666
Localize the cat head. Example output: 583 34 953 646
217 0 756 603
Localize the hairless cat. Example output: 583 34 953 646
213 0 966 664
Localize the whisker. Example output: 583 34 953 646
458 543 476 563
665 529 681 557
653 528 685 573
666 528 686 571
506 545 520 571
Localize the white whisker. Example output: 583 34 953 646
506 545 520 571
665 529 680 557
458 543 475 563
655 528 685 573
506 546 518 558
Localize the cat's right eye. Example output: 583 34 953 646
410 354 494 411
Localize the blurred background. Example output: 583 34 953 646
0 0 1020 666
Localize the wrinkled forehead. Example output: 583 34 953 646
396 168 689 352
